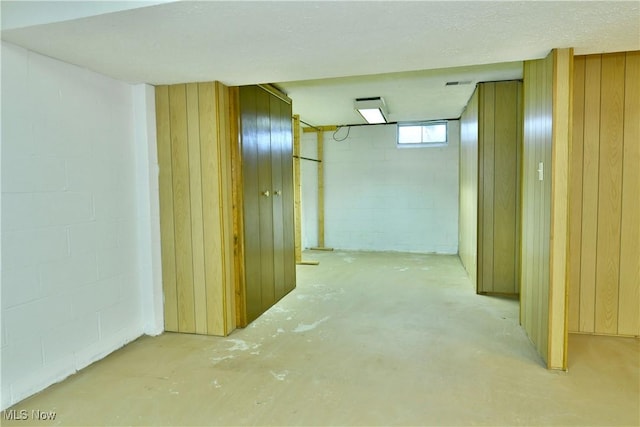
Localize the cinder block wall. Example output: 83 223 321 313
305 122 459 253
1 42 160 409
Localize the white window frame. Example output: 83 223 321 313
396 120 448 148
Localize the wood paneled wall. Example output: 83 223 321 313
156 81 235 336
459 88 479 285
521 49 572 369
477 81 522 295
459 81 522 295
568 51 640 337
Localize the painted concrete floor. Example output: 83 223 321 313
3 251 639 426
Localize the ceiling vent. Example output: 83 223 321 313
445 81 472 86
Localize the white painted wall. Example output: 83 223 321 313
132 85 164 336
0 42 162 410
315 122 459 253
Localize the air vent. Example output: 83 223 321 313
445 81 472 86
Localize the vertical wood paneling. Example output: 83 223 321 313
458 87 479 286
493 81 519 294
186 83 207 334
480 84 495 293
569 51 639 337
618 52 640 336
515 83 523 296
520 61 535 331
240 86 262 323
156 86 178 332
594 53 625 334
579 55 601 333
230 87 247 328
521 49 571 369
539 56 551 361
256 89 275 312
199 82 219 334
237 85 295 324
471 81 521 296
217 82 236 333
157 81 235 337
541 52 553 364
568 56 585 332
270 96 285 300
549 48 572 369
199 82 226 335
169 84 196 333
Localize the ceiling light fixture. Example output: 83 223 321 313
354 97 388 124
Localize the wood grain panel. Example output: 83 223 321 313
568 51 639 337
472 81 521 296
168 84 195 333
476 84 487 293
549 48 572 369
256 88 275 312
618 52 640 336
270 95 285 300
538 55 550 361
239 86 263 323
594 53 625 334
230 87 247 328
493 81 519 294
520 61 534 331
579 54 601 333
156 81 236 337
541 52 553 365
155 86 178 332
458 87 478 286
185 83 207 335
568 56 585 332
236 85 295 323
198 82 224 335
480 83 495 293
515 81 523 297
521 50 569 369
217 82 236 334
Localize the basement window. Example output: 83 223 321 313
397 121 448 147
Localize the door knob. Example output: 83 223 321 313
262 190 270 197
274 190 282 196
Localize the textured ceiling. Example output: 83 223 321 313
2 1 639 125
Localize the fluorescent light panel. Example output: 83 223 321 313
358 108 386 124
354 97 388 124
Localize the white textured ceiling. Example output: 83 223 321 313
2 1 639 125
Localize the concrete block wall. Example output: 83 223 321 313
321 122 459 253
1 42 162 409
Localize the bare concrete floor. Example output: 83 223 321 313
4 251 639 426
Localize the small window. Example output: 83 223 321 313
397 121 447 147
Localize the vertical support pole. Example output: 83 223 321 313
293 115 303 263
317 131 325 248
